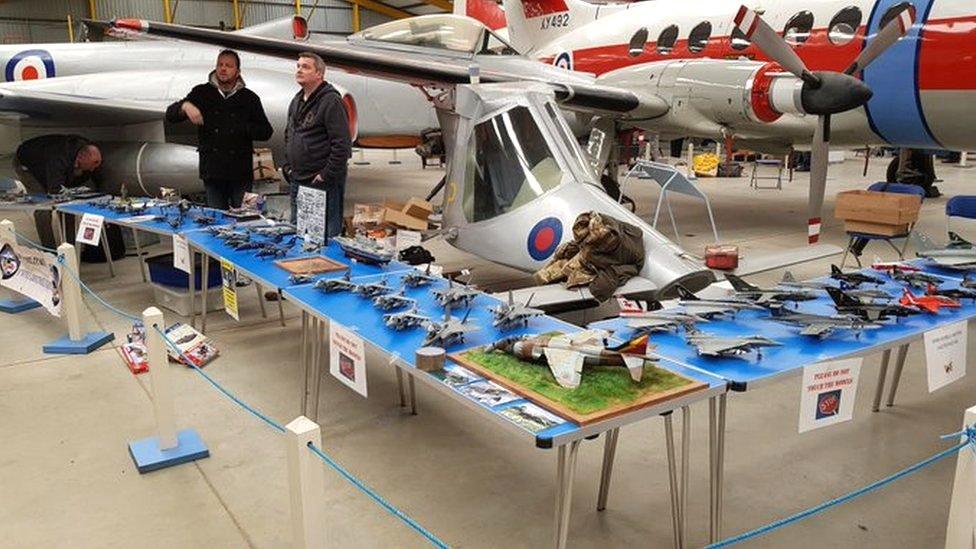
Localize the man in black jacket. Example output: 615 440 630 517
285 52 352 238
166 50 273 209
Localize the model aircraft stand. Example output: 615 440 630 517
282 264 727 549
592 260 976 543
0 219 41 313
622 160 720 244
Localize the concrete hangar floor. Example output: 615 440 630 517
0 149 971 547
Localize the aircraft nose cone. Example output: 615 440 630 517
801 71 874 115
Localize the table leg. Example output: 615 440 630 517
395 368 406 407
131 228 147 282
256 283 268 319
188 247 196 327
100 233 115 277
73 215 81 258
596 428 620 511
885 343 910 408
715 394 727 540
408 374 417 415
664 412 682 549
310 318 326 422
201 254 210 333
301 311 309 415
554 440 581 549
872 348 892 412
51 209 63 246
680 405 690 544
277 289 286 327
708 397 717 543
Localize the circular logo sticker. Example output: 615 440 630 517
4 49 55 82
527 217 563 261
553 51 572 71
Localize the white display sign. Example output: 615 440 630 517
172 234 191 274
0 241 61 316
296 186 327 245
330 323 367 398
798 358 862 433
924 320 968 393
75 213 104 246
395 229 422 251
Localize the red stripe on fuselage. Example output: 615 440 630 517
918 16 976 90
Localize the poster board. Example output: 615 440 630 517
296 186 327 245
0 241 61 316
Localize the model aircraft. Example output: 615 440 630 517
913 232 976 269
383 307 430 330
489 291 544 329
354 276 393 298
431 279 480 309
825 286 918 321
871 261 921 273
289 273 315 285
402 264 437 288
254 242 291 258
768 307 882 339
627 311 704 333
313 271 359 293
888 266 943 288
675 285 766 317
829 265 884 287
778 271 831 291
684 329 781 359
0 16 438 196
724 273 816 304
485 330 657 389
422 308 479 347
925 282 976 303
843 288 894 302
961 275 976 290
373 288 416 311
899 288 961 313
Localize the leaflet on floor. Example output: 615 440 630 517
75 213 104 246
924 320 967 392
798 358 862 433
172 234 191 274
0 241 61 316
219 257 239 321
330 323 367 397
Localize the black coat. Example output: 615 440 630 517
284 82 352 186
15 134 95 193
166 75 273 183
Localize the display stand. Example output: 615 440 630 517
0 219 42 313
128 307 209 473
285 416 326 548
622 160 720 244
42 243 114 354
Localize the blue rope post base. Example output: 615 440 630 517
42 331 114 355
0 297 42 314
129 428 210 474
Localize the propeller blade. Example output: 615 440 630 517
844 4 915 75
734 5 817 85
808 114 831 244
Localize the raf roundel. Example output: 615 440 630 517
4 49 56 82
553 51 572 71
527 217 563 261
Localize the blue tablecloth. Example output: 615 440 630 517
56 201 236 236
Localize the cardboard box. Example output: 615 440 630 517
353 200 429 231
402 197 433 220
834 190 921 225
844 220 910 236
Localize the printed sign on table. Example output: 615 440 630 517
172 234 191 274
0 241 61 316
329 323 367 397
219 257 239 321
75 213 104 246
924 320 967 393
296 186 327 245
798 358 862 433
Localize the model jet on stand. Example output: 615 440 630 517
684 329 781 359
829 265 884 287
314 271 360 293
489 291 544 329
383 307 430 330
768 306 882 339
675 285 766 318
899 288 961 313
825 287 918 321
725 273 816 305
422 307 479 347
373 288 416 311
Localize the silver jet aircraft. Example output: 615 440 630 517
912 232 976 270
768 307 882 339
684 329 781 359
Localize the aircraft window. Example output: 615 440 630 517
730 26 750 50
828 7 862 45
481 30 519 55
880 2 916 30
784 11 814 45
657 25 679 55
629 27 649 57
463 106 563 223
688 21 711 53
357 15 485 53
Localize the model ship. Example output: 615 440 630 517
334 235 394 265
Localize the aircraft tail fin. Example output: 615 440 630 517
454 0 508 32
830 264 843 276
781 271 797 284
236 15 309 41
825 287 858 307
948 231 973 248
610 333 650 355
675 285 699 301
501 0 622 54
620 355 646 382
725 273 758 293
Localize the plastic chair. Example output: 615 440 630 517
945 196 976 236
840 182 925 268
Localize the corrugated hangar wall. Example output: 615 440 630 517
0 0 384 43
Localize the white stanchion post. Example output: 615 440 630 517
945 405 976 549
286 416 326 549
145 307 178 450
58 243 84 341
686 142 695 179
959 151 968 168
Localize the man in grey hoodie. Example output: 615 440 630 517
284 52 352 238
166 49 273 209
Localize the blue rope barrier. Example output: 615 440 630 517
708 425 976 548
152 325 286 434
10 228 58 253
307 442 450 548
56 255 142 323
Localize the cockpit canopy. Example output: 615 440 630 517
352 14 519 56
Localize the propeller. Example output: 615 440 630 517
733 4 915 243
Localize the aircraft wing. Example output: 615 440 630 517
96 18 652 116
543 348 585 389
927 256 976 268
693 339 739 357
799 323 834 338
0 85 166 127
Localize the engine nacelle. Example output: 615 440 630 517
94 141 203 196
